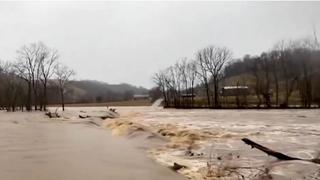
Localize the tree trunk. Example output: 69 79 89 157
255 79 262 107
213 76 219 108
307 78 312 108
60 88 65 111
281 59 290 107
191 84 194 107
274 75 279 106
26 82 32 111
204 81 211 107
32 81 38 111
43 83 47 111
161 86 167 107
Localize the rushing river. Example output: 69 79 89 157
0 111 185 180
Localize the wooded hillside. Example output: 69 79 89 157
153 37 320 108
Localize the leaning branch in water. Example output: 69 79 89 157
242 138 320 164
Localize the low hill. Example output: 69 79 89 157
48 80 149 104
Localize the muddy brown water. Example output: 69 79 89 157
0 112 186 180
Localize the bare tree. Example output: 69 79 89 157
177 58 189 107
156 67 177 107
38 43 59 110
293 38 318 107
153 71 168 106
260 52 271 107
1 62 26 111
169 65 181 107
55 63 74 111
15 42 58 110
274 40 297 107
195 50 211 107
15 44 40 111
154 59 199 108
201 45 232 107
186 60 198 107
247 56 263 107
269 50 280 106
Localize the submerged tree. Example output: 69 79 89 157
54 63 75 111
15 44 39 111
15 42 59 111
38 44 59 110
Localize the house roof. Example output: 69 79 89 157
133 94 149 98
222 86 249 89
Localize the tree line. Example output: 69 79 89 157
0 42 74 112
153 37 320 108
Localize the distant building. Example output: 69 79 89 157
180 93 196 98
220 86 250 96
133 94 150 100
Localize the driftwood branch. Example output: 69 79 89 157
170 162 187 171
242 138 300 161
242 138 320 164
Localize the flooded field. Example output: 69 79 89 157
1 107 319 180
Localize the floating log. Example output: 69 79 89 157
242 138 320 164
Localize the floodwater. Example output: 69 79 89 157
0 111 185 180
2 107 319 180
105 107 320 179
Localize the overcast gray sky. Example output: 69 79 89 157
0 1 320 88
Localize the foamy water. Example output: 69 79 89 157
105 107 320 179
